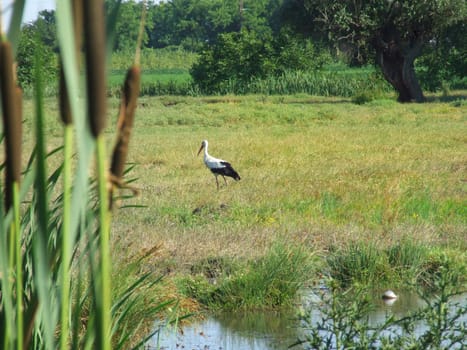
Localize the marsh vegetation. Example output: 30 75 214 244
1 1 466 348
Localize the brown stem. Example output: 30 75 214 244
0 41 22 209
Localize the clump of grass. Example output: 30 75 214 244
418 249 467 289
386 239 430 283
351 90 375 104
178 242 315 310
110 47 198 71
326 242 392 288
326 240 466 289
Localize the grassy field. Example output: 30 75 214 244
107 94 465 247
21 93 466 309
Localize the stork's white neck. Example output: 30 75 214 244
203 142 209 159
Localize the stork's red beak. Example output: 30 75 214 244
197 144 204 156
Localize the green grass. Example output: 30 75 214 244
108 69 193 96
106 93 465 293
110 48 198 71
326 240 466 289
111 68 391 97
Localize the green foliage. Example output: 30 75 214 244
293 280 379 349
16 25 57 88
107 0 152 52
190 28 336 94
15 0 467 96
302 0 467 65
417 20 467 91
351 91 376 105
386 240 429 281
274 31 328 72
327 242 392 288
190 30 276 93
147 0 282 50
300 0 467 100
111 47 198 71
31 10 58 51
108 64 393 97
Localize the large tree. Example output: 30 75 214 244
298 0 467 102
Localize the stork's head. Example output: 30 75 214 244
197 140 208 156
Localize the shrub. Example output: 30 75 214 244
16 26 58 88
190 30 275 93
190 29 333 94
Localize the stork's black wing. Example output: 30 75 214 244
216 161 241 180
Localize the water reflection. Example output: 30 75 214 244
147 291 466 350
369 290 425 324
149 310 304 350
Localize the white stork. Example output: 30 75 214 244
197 140 241 189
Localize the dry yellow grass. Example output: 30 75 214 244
89 94 467 273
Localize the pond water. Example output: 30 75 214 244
146 290 466 350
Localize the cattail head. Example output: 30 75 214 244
82 0 107 138
59 67 73 125
110 65 141 180
0 41 23 209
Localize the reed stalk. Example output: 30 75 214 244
32 50 57 349
82 0 111 348
0 41 22 209
58 1 82 346
13 184 22 350
59 71 74 349
83 0 107 138
96 136 112 349
0 38 23 350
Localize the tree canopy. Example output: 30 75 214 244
297 0 467 101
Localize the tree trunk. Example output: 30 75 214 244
402 40 425 102
374 26 425 103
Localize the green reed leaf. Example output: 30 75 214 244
5 0 25 52
56 0 95 262
31 47 56 350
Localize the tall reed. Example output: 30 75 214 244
0 38 23 350
0 0 173 349
58 0 82 347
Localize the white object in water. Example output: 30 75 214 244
382 290 398 300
